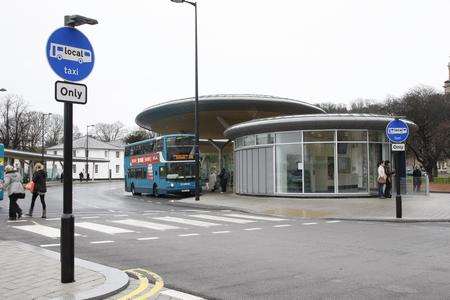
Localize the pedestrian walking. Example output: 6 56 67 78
26 163 47 218
412 166 422 192
218 168 229 193
79 171 84 182
377 161 386 198
208 168 217 192
86 173 90 181
384 160 395 198
3 165 25 220
60 172 64 183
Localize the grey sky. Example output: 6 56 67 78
1 0 449 130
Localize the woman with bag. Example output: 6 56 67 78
26 163 47 218
377 161 387 198
3 165 25 220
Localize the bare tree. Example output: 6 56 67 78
46 114 64 147
0 94 29 149
94 121 126 142
124 129 155 144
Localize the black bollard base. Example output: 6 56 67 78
396 195 402 219
61 214 75 283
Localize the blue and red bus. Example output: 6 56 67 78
124 134 197 196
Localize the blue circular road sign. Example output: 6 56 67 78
46 27 94 81
386 119 409 143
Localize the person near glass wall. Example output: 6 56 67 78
384 160 395 198
412 165 422 192
377 161 386 198
218 168 229 193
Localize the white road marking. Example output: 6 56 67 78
302 222 318 225
40 244 60 248
326 220 341 223
212 231 230 234
108 210 115 213
76 222 134 234
160 289 205 300
45 218 60 221
180 209 210 212
90 240 115 244
81 216 100 219
178 233 200 237
273 224 292 228
189 214 256 224
144 210 164 213
7 219 28 223
113 214 129 217
12 224 79 238
137 237 159 241
244 227 262 231
225 213 286 221
153 216 220 227
113 219 180 231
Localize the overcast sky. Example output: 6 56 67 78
1 0 449 130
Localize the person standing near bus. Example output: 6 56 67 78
412 166 422 192
27 163 47 218
384 160 395 198
208 168 217 192
218 168 229 193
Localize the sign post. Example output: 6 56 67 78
386 118 409 219
46 16 96 283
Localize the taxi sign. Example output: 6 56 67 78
386 119 409 143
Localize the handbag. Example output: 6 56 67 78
377 176 386 184
25 181 35 192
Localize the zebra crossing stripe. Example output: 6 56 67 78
224 213 286 221
76 222 134 234
113 219 180 231
189 214 256 224
326 220 341 223
153 216 220 227
12 224 80 238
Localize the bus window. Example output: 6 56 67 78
159 166 167 178
155 139 163 152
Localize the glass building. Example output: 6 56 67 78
226 114 414 196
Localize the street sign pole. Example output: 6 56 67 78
47 15 97 284
61 102 74 283
386 118 409 219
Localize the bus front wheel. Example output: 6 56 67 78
131 184 140 196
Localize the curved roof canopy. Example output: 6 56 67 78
224 114 418 140
136 94 325 139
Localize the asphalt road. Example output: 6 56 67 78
1 181 450 299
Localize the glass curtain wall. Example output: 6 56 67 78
234 129 390 195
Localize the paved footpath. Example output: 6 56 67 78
0 240 128 299
174 192 450 221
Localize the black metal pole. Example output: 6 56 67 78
61 102 75 283
194 2 200 201
395 151 402 218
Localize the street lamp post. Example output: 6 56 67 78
170 0 200 201
86 124 94 180
41 113 52 162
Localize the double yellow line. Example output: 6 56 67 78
119 268 164 300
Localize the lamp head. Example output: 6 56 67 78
171 0 185 3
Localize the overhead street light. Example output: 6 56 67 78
170 0 200 201
41 113 52 161
85 124 95 179
0 88 6 92
64 15 98 27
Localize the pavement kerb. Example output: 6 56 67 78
13 241 129 300
167 198 450 223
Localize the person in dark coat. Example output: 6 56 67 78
60 172 64 183
27 163 47 218
79 171 84 182
3 165 24 220
384 160 395 198
412 166 422 192
218 168 229 193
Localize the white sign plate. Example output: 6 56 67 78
55 81 87 104
391 143 405 151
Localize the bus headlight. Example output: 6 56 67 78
170 183 174 188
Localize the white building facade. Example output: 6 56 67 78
47 136 125 180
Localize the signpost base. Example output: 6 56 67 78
61 214 75 283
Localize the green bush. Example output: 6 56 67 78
432 177 450 184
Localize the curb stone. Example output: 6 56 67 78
13 241 129 300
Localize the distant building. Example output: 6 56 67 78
47 136 125 180
444 60 450 95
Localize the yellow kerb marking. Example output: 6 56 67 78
119 268 164 300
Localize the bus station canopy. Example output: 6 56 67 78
5 148 109 163
136 94 325 140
